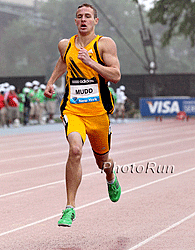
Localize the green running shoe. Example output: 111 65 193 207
58 208 76 227
107 171 121 202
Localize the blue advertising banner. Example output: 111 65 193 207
139 97 195 116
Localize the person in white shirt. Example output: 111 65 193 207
115 85 127 118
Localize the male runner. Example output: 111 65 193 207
44 3 121 227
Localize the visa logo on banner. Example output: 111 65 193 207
147 101 180 114
139 98 182 116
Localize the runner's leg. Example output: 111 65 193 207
94 152 115 182
66 132 83 207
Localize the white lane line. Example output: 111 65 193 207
1 135 195 164
0 150 67 163
0 167 194 237
0 162 65 177
128 211 195 250
0 142 194 177
0 214 62 237
0 120 181 144
0 180 64 198
0 148 194 197
120 148 195 166
0 171 100 198
0 136 65 149
114 126 195 138
111 139 195 156
0 142 66 154
0 195 108 237
1 127 195 154
122 167 195 195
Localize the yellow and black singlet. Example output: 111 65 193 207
60 35 114 117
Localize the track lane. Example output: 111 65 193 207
0 119 194 249
0 167 194 249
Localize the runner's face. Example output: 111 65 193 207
75 7 98 34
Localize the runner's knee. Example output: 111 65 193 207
69 145 82 160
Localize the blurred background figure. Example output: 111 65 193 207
25 81 33 91
3 82 10 91
1 82 10 127
4 85 20 127
108 81 117 104
30 85 39 124
32 80 40 87
17 88 25 125
37 84 47 124
108 81 117 118
115 85 127 119
26 81 35 123
23 87 31 126
0 85 6 128
46 84 57 124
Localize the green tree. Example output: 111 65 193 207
147 0 195 47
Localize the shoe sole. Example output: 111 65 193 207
58 223 72 227
58 217 76 227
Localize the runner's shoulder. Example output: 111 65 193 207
98 36 117 51
58 38 70 56
99 36 116 45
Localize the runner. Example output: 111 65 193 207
44 3 121 227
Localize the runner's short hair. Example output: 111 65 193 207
77 3 98 18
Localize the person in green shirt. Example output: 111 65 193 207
46 84 57 123
108 82 117 119
37 84 47 124
18 89 25 125
28 85 35 122
108 82 117 104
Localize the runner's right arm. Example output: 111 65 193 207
44 39 69 98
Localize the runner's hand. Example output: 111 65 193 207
44 84 55 98
78 47 92 66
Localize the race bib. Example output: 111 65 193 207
70 78 100 104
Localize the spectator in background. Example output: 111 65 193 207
26 82 35 123
23 87 31 125
3 82 10 91
17 88 25 125
2 82 10 126
37 84 47 124
0 86 6 127
25 81 33 95
115 85 127 119
108 82 117 104
4 85 20 126
108 82 117 119
32 80 40 88
46 84 57 123
31 85 40 124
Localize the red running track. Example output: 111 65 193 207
0 118 195 250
